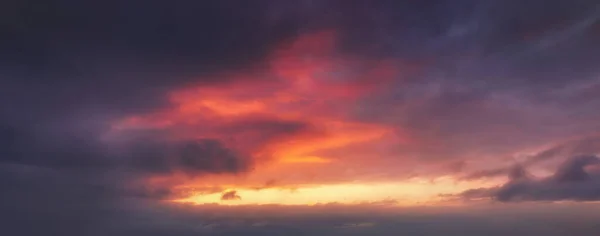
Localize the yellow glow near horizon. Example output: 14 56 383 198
279 155 332 163
174 178 490 206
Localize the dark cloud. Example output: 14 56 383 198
221 190 242 201
0 119 250 177
0 112 250 235
179 140 249 175
0 134 250 235
456 155 600 202
445 188 495 201
462 135 600 180
552 155 600 183
507 164 530 181
2 0 304 72
463 168 510 181
462 163 530 181
125 138 251 176
213 117 316 152
0 122 112 169
251 179 279 191
527 135 600 165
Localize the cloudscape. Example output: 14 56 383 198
2 0 600 235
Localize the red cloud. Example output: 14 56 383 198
109 30 418 191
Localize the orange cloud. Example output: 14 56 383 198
110 30 421 204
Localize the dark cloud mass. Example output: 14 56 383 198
125 138 251 176
1 0 600 235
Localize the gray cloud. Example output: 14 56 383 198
462 135 600 180
526 135 600 165
456 155 600 202
125 138 252 177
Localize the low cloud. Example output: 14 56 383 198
221 190 242 201
462 135 600 180
455 155 600 202
525 135 600 165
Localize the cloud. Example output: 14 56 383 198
2 1 600 235
456 155 600 202
462 168 509 181
125 138 251 176
213 117 317 153
462 135 600 180
462 163 531 181
221 190 242 201
178 140 250 175
0 118 251 178
0 112 253 234
526 135 600 164
507 164 530 181
108 28 399 170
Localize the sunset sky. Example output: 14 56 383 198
2 0 600 235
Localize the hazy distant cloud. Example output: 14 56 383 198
462 163 530 181
221 190 242 201
456 155 600 202
0 120 251 177
462 168 509 181
526 135 600 165
462 135 600 180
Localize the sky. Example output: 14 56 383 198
2 0 600 235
